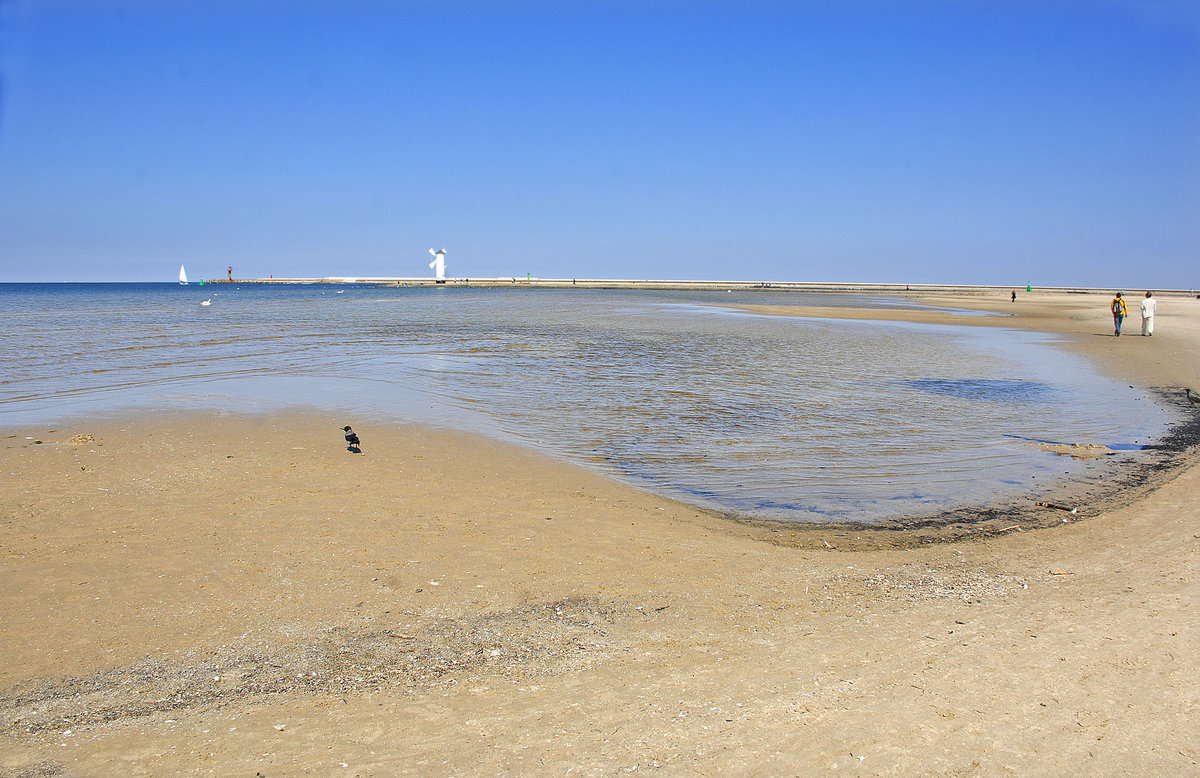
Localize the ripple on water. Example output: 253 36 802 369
902 378 1056 403
0 284 1172 523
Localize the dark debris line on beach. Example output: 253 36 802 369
1 598 652 738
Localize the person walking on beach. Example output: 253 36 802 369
1011 291 1017 302
1141 291 1157 336
1111 292 1128 336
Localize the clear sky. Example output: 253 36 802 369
1 0 1198 287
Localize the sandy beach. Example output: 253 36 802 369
2 290 1198 776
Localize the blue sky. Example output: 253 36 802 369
1 1 1197 286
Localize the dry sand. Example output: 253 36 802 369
1 290 1198 777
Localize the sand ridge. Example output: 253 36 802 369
1 290 1198 776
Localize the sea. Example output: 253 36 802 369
0 282 1171 523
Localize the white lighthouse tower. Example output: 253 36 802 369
428 248 447 283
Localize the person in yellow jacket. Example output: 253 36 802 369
1111 292 1128 336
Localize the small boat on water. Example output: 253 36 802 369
200 297 212 306
179 265 188 285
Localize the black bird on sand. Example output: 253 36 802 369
342 425 361 452
1186 388 1200 407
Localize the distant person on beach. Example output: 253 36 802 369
1011 291 1017 302
1111 292 1127 336
1141 291 1157 336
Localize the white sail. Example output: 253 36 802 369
179 265 188 285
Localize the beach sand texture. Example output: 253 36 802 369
2 291 1198 776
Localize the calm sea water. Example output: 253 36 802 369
0 283 1169 522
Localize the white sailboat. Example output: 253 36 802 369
179 265 188 285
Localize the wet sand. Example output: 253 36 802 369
2 290 1198 776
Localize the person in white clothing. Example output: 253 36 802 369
1141 291 1157 336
